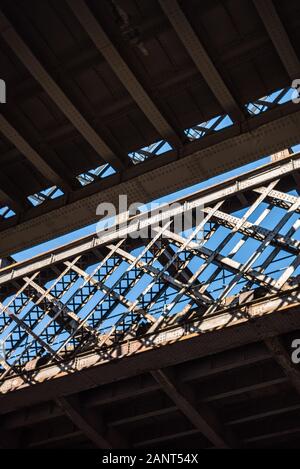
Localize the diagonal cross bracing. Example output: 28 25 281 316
0 155 299 382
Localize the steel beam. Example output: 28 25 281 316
56 396 113 449
158 0 243 121
66 0 180 146
1 101 300 257
1 151 300 283
0 343 270 429
26 424 82 448
254 186 300 212
106 245 210 304
244 427 300 444
0 10 124 172
226 395 300 426
202 377 287 402
159 229 279 291
23 274 101 343
133 429 200 448
0 172 27 212
151 369 238 448
68 261 156 324
203 207 300 255
0 285 299 400
109 405 177 429
265 336 300 395
253 0 300 79
0 114 68 189
0 151 299 408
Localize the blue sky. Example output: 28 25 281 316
12 146 298 262
11 84 299 262
2 85 300 364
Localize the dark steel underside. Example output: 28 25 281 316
1 0 300 449
1 156 300 448
1 302 300 449
1 0 300 255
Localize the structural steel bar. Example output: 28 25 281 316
56 396 113 449
0 154 299 393
151 369 238 448
1 101 300 256
0 9 124 172
158 0 244 121
1 284 300 397
0 114 68 189
1 152 299 285
253 0 300 79
67 0 180 147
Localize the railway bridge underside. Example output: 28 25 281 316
1 156 300 448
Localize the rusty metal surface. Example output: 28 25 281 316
1 1 300 449
0 155 299 389
0 0 300 253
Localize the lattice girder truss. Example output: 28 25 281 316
0 155 300 384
